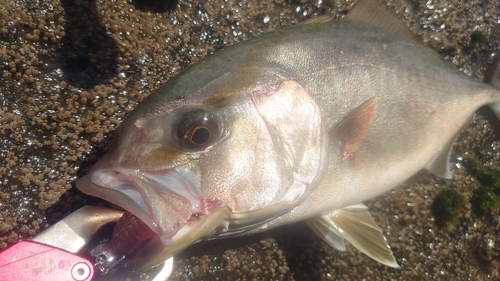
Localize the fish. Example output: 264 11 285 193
76 0 500 271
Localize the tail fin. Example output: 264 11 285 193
484 56 500 87
485 56 500 119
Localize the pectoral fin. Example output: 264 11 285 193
330 97 378 160
306 203 399 268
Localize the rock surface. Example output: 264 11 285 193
1 0 499 280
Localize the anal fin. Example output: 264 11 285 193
306 203 399 268
307 216 347 252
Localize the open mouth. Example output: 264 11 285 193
76 165 212 259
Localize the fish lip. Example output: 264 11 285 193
76 166 198 247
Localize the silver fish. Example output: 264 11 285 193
76 0 500 270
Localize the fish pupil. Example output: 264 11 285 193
177 109 223 149
191 127 211 145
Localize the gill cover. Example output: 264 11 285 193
225 76 329 231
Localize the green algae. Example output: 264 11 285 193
464 157 500 187
431 188 466 228
471 186 500 216
463 157 500 216
470 30 489 45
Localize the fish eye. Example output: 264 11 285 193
177 109 223 150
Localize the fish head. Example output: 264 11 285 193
76 67 329 269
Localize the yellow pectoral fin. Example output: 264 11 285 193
306 203 399 268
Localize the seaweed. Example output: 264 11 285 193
432 188 466 228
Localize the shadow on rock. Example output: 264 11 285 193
60 0 118 89
174 221 325 280
274 222 326 280
44 131 117 225
131 0 179 12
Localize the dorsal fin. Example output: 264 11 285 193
346 0 423 45
299 15 335 26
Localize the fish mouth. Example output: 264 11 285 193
76 164 225 264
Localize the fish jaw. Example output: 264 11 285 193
128 205 230 270
76 162 224 249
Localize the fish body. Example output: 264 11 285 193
77 0 500 270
